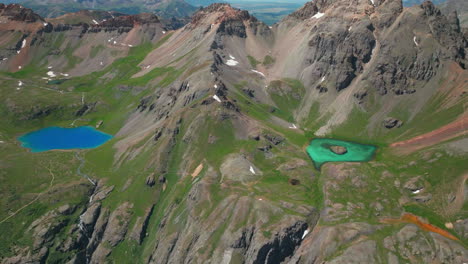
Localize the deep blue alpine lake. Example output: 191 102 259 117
19 126 112 152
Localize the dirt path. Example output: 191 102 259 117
390 115 468 154
0 165 55 225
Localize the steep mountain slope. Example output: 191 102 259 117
0 1 467 264
440 0 468 27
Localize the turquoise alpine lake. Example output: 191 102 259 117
19 126 112 152
306 138 377 169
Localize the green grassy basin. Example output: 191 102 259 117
306 138 377 169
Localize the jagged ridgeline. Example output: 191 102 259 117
0 0 467 263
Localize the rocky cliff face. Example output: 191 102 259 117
0 1 467 264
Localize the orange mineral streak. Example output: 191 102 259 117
380 213 459 241
389 115 468 153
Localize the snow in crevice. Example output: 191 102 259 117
348 26 352 31
226 55 239 66
21 39 27 49
47 66 52 69
249 166 256 174
18 66 22 69
289 124 298 129
413 36 419 46
370 0 375 6
162 31 166 34
213 94 222 103
47 71 56 77
312 12 325 19
302 229 309 239
320 76 326 83
214 84 218 89
92 19 99 25
412 188 422 194
18 81 23 86
251 70 265 78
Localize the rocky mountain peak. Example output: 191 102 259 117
286 0 402 21
0 3 44 23
191 3 253 26
420 0 441 16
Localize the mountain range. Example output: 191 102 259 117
0 0 467 263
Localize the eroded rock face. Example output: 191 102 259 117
146 174 156 187
383 117 403 129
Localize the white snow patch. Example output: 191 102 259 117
348 26 352 31
312 12 325 19
113 40 117 45
269 26 272 29
214 84 218 89
61 73 69 77
18 81 23 86
302 229 309 239
43 22 48 26
100 61 103 66
213 94 222 103
249 166 256 174
370 0 375 6
320 76 326 83
47 66 52 69
413 36 419 46
251 70 265 78
2 58 7 61
289 124 298 129
47 71 56 77
144 65 151 69
92 19 99 25
0 141 4 143
18 66 22 69
412 189 422 194
16 50 20 54
226 56 239 66
162 30 166 34
42 77 49 80
128 44 133 47
21 39 27 49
